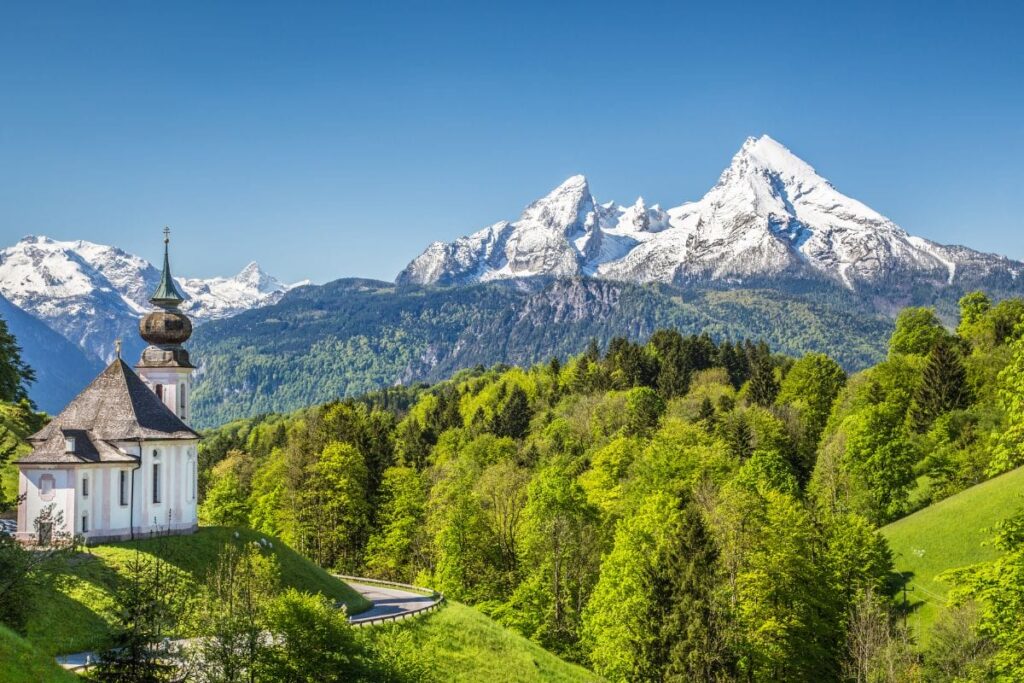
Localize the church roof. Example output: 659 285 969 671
22 359 198 462
18 429 139 465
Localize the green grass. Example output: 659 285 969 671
882 466 1024 643
0 624 77 683
364 602 602 683
26 526 371 655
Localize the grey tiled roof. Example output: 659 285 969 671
28 359 199 446
17 429 139 465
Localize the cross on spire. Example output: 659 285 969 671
163 226 171 244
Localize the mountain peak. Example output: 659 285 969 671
519 174 595 235
729 134 822 182
237 261 264 278
557 173 589 190
400 135 1016 290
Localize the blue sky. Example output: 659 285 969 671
1 1 1021 283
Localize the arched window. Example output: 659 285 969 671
152 449 162 504
119 469 129 506
179 382 186 418
155 384 163 401
82 473 89 498
81 511 89 534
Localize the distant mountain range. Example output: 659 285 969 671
399 136 1021 294
187 277 893 427
0 236 304 412
8 135 1024 423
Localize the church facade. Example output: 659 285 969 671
14 234 200 544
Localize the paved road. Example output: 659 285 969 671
347 581 439 624
57 580 439 670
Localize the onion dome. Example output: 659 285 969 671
139 308 192 345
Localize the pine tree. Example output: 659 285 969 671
910 342 972 431
724 413 754 462
653 497 734 682
92 550 182 682
492 385 531 439
0 316 34 405
747 356 780 407
697 397 717 433
570 356 593 394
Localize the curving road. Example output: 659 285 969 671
347 581 441 625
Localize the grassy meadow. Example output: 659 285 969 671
25 526 370 655
882 465 1024 643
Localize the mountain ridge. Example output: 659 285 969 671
398 135 1022 293
0 235 304 364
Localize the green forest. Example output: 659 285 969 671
193 290 1024 681
188 277 894 427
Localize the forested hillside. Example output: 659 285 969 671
196 289 1024 680
189 277 892 427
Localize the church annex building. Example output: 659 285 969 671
14 233 200 544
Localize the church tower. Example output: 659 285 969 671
136 228 194 424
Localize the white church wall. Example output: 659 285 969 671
137 367 192 425
135 440 198 537
73 464 136 541
16 467 75 543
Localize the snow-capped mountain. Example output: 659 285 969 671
398 135 1022 290
0 236 304 362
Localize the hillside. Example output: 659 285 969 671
0 294 102 414
0 625 76 683
881 466 1024 642
25 527 371 655
189 276 892 426
364 602 601 682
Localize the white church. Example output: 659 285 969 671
15 233 200 544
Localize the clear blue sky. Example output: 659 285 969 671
1 1 1021 283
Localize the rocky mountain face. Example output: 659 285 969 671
0 236 304 410
188 277 893 427
399 136 1022 294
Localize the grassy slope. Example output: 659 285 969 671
881 466 1024 642
26 526 371 655
367 602 601 683
0 625 76 683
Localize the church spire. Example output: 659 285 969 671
149 227 186 309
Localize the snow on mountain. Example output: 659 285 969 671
398 135 1022 290
0 236 303 362
399 175 669 286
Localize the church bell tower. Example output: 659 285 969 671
136 228 194 424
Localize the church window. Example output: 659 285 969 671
81 512 89 534
179 383 186 418
39 474 55 501
120 470 129 506
155 384 163 401
82 474 89 498
152 450 162 504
